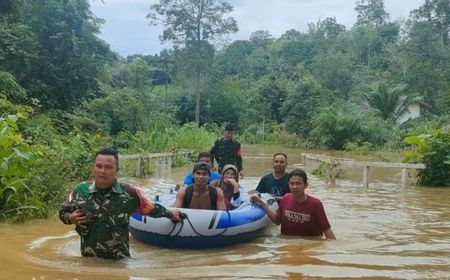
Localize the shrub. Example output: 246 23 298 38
0 113 38 221
404 129 450 186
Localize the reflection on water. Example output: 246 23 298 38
0 146 449 279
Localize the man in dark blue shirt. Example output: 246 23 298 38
250 153 290 202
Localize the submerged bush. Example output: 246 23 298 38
404 129 450 187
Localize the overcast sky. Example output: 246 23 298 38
89 0 425 57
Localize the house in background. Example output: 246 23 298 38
396 96 432 125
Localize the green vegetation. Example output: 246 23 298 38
1 0 450 221
404 130 450 187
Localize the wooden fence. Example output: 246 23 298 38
301 153 426 188
119 150 193 177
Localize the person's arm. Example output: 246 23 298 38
135 187 181 222
324 228 336 240
274 196 284 203
59 191 77 225
230 186 244 208
148 204 181 222
227 179 242 208
253 176 265 194
59 189 88 226
251 195 281 225
210 140 218 169
173 187 186 208
236 143 243 178
215 188 227 210
315 200 334 239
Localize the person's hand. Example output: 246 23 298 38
239 171 244 179
69 209 88 227
248 189 258 195
225 178 239 192
170 209 182 222
250 195 264 205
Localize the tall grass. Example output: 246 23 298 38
125 123 217 155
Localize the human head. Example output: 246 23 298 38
224 123 235 141
272 153 288 174
197 152 212 168
193 162 211 176
192 162 210 186
288 169 308 184
221 164 238 183
95 147 119 170
288 169 308 196
93 147 119 189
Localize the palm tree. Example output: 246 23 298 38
364 83 412 121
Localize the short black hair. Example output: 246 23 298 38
288 168 307 183
225 123 235 131
273 152 288 161
95 147 119 170
193 162 211 176
197 152 211 162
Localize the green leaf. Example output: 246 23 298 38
13 148 31 160
7 114 18 122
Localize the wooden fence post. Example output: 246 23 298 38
362 165 369 188
135 155 142 177
401 168 408 189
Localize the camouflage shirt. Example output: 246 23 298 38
59 181 172 259
210 138 243 172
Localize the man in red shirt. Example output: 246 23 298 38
252 168 336 240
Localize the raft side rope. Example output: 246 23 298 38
183 210 231 237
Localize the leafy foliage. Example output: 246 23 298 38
0 112 38 221
355 0 390 26
364 83 411 120
404 129 450 186
282 74 333 137
0 0 115 111
310 102 392 149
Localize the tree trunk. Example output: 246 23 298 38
195 70 201 126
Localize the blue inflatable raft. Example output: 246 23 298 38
129 193 277 249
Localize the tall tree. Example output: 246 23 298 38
0 0 114 111
308 17 346 40
411 0 450 46
355 0 390 26
148 0 238 126
281 74 333 137
405 0 450 111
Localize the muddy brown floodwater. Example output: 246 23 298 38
0 146 449 279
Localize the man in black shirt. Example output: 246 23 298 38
250 153 290 202
210 123 243 178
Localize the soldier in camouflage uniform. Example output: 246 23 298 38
59 148 181 259
210 123 243 177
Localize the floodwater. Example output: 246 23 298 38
0 146 449 280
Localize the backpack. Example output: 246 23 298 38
182 185 217 210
